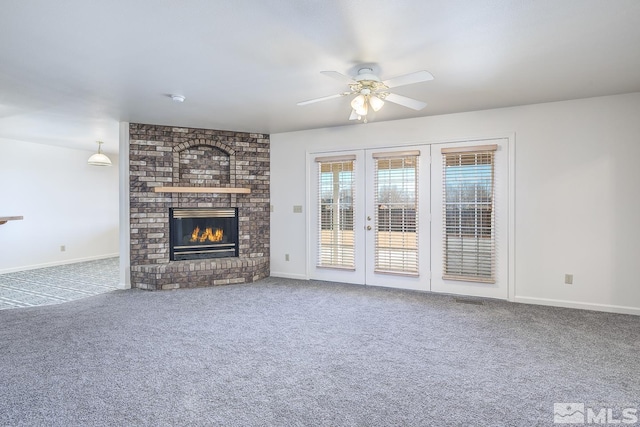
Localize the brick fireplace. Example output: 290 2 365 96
128 123 269 290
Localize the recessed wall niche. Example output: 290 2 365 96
176 145 232 187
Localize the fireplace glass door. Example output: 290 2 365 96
169 208 239 261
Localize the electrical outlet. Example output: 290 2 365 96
60 245 66 252
270 205 274 212
565 274 573 285
285 254 290 261
293 205 303 213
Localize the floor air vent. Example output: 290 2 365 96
454 298 485 306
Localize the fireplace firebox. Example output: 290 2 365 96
169 208 239 261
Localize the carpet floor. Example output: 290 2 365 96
1 277 638 426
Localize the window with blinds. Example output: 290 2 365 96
316 156 356 269
373 151 419 275
442 145 497 283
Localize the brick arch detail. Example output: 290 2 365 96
172 139 236 187
173 138 236 156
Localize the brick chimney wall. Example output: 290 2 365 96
128 123 269 290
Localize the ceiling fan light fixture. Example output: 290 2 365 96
369 95 385 112
350 94 365 110
354 101 368 117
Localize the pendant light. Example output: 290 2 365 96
88 141 112 166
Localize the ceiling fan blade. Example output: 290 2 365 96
297 92 349 106
321 71 356 84
384 93 427 110
383 70 434 89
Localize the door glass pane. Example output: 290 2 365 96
443 151 495 282
317 161 355 268
374 156 418 274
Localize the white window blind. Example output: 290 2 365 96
442 145 497 283
316 156 356 269
373 151 419 275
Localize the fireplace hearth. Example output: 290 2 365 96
169 208 239 261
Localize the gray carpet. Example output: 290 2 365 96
1 278 638 426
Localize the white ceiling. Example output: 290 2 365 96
1 0 640 154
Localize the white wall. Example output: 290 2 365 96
0 138 119 273
270 92 640 315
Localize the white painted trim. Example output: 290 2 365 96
305 150 312 281
507 133 516 302
430 137 510 300
424 133 517 147
270 272 309 280
118 122 131 289
515 296 640 316
0 253 119 275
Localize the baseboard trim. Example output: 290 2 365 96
514 296 640 316
269 272 308 281
0 253 120 275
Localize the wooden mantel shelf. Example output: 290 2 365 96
153 187 251 194
0 216 24 225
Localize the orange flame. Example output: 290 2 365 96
190 226 223 243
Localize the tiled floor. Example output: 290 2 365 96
0 257 119 310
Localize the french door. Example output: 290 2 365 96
308 139 509 299
308 145 431 291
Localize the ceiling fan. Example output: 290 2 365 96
297 67 434 123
